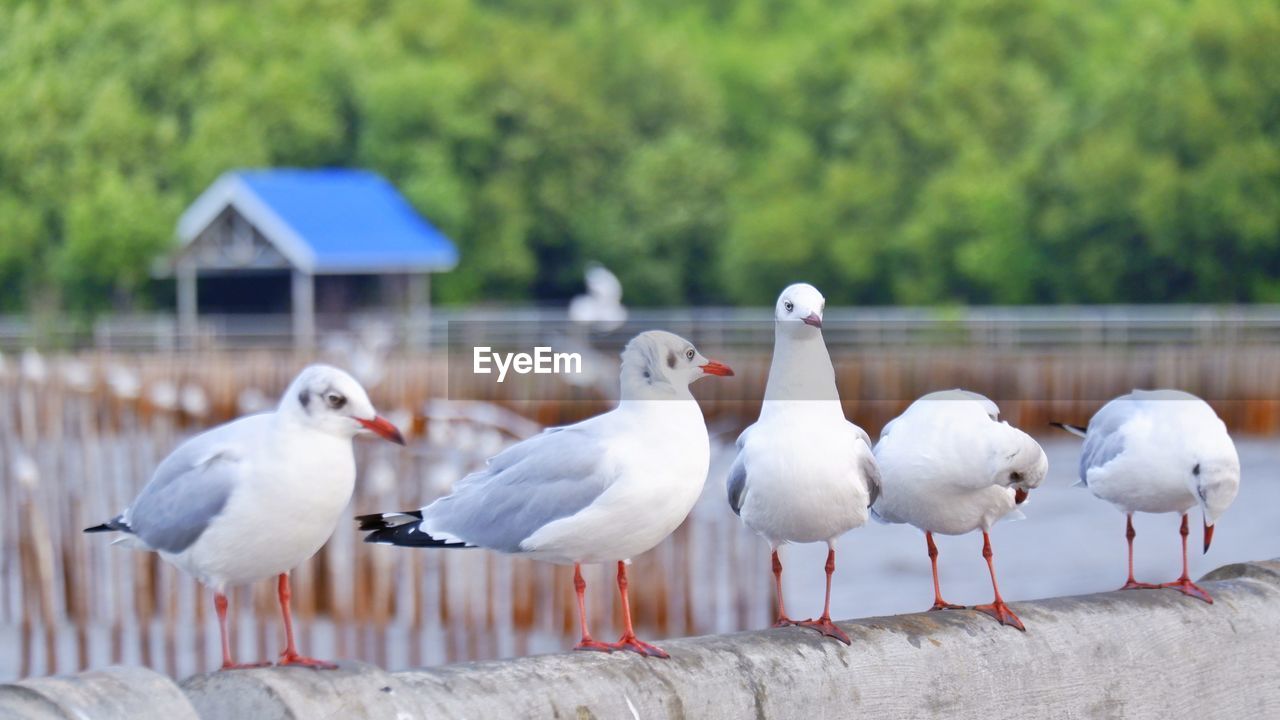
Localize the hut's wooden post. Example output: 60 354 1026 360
176 260 198 349
292 270 315 352
407 273 431 351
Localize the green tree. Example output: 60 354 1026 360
0 0 1277 312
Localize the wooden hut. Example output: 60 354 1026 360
168 169 458 348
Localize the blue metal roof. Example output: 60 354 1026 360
178 168 458 274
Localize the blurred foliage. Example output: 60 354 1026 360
0 0 1277 311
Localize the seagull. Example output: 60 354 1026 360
872 390 1047 631
357 331 733 658
85 365 405 669
726 283 879 645
568 262 628 332
1052 389 1240 602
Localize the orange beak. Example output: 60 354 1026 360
1014 488 1028 505
358 416 406 445
1203 520 1214 554
700 360 734 377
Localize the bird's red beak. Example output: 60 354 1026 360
1203 520 1215 554
700 360 734 377
802 313 823 329
358 416 406 445
1014 488 1028 505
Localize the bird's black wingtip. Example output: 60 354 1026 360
355 510 423 532
363 527 471 549
360 517 472 549
356 514 388 531
84 516 130 534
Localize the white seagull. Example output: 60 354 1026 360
86 365 405 669
568 262 628 332
358 331 733 658
726 283 879 645
1053 389 1240 602
872 390 1047 630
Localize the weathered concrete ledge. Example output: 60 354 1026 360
5 558 1280 719
0 665 199 720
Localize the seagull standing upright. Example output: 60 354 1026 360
872 390 1047 630
726 283 879 645
1052 389 1240 602
86 365 405 669
358 331 733 658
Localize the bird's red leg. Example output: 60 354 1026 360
926 532 963 611
214 592 269 670
796 547 851 644
1159 514 1213 603
609 561 669 658
770 549 799 627
571 563 613 653
972 532 1025 631
1120 514 1157 590
275 573 338 668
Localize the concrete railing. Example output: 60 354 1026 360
5 558 1279 719
0 665 199 720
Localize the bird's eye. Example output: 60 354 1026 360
1010 471 1023 482
326 393 347 409
1192 463 1201 476
685 348 695 361
784 301 794 312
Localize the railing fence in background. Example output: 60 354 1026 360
6 305 1280 352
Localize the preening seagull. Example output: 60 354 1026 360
358 331 733 658
872 390 1047 630
1052 389 1240 603
86 365 405 669
726 283 879 645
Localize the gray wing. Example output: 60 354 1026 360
727 454 748 516
852 425 881 506
859 445 881 507
420 425 617 552
126 441 239 554
878 415 899 442
1079 397 1136 484
726 425 754 516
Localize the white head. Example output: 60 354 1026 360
774 283 826 337
619 331 733 400
1000 429 1050 504
279 364 405 445
1190 442 1240 551
1163 394 1241 551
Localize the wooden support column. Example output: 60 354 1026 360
292 269 315 352
407 273 431 351
176 260 198 349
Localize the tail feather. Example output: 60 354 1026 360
84 515 131 534
1049 421 1087 438
356 510 472 549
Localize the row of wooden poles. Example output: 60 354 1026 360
2 342 1279 678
